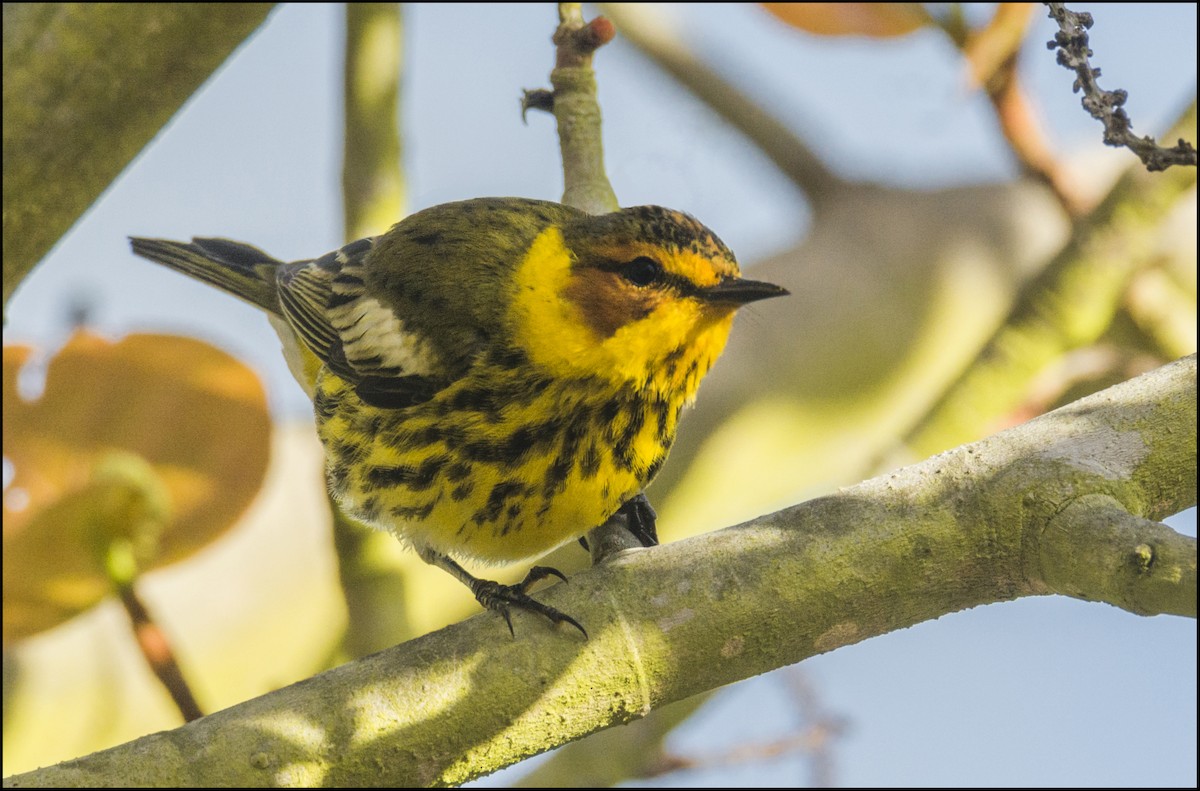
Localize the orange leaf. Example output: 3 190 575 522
3 332 271 642
761 3 929 37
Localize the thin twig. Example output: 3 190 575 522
117 584 204 723
1044 2 1197 171
545 4 619 214
929 4 1087 217
600 2 840 206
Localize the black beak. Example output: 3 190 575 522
700 277 790 306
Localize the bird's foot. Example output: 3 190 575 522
471 566 587 638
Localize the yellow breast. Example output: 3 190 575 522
315 358 685 563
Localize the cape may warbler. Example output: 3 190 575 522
131 198 787 635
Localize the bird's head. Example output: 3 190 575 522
507 205 787 396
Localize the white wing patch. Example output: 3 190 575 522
327 296 441 378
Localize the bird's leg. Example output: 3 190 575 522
620 492 659 547
582 492 659 560
417 546 586 638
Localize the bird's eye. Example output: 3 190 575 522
620 257 664 287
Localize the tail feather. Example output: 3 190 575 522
129 237 284 315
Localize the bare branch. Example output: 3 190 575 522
1044 2 1197 171
6 354 1193 787
547 4 619 214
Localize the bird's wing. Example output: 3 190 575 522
277 237 443 409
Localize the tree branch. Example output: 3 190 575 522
342 3 405 240
901 100 1196 459
1037 495 1194 616
1044 2 1197 171
599 2 841 207
929 4 1089 218
546 3 619 214
1 3 275 309
7 354 1193 787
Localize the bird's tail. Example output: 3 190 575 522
129 237 284 315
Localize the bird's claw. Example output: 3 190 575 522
472 566 587 639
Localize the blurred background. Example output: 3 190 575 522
3 3 1196 786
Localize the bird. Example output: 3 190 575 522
131 197 788 637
